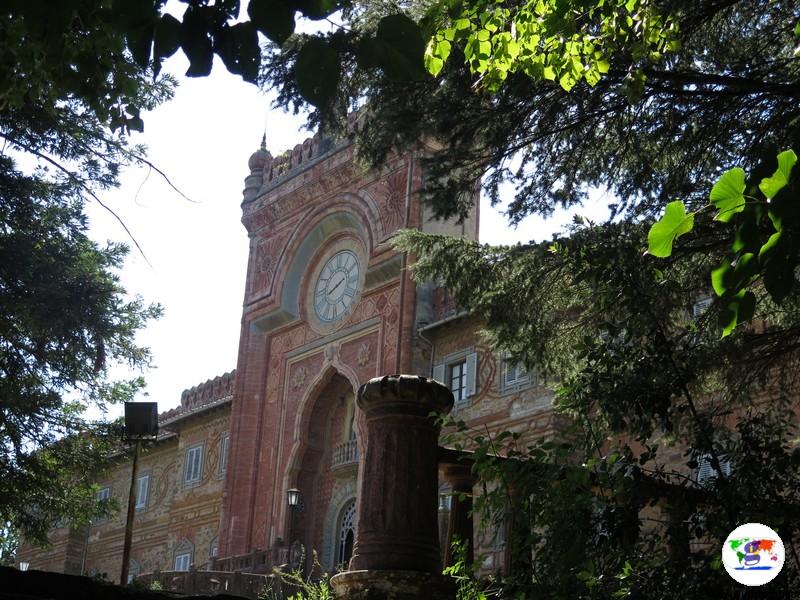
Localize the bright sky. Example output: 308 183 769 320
85 31 610 416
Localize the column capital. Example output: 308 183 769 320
357 375 453 417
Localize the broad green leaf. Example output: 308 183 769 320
647 200 694 257
759 231 782 260
596 59 610 73
731 252 758 289
768 209 783 232
711 261 731 296
356 37 381 69
710 167 746 222
425 55 444 76
559 72 576 91
181 10 214 77
294 38 340 106
759 149 797 199
375 14 428 81
720 290 755 338
154 14 181 62
248 0 295 46
214 22 260 83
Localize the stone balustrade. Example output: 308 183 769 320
331 439 358 468
134 568 279 598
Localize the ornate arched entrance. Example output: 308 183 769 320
287 371 359 571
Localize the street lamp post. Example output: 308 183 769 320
120 402 158 585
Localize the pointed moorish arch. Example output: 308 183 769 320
278 364 362 551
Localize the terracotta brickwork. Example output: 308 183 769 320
220 131 479 568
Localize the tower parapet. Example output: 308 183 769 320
242 113 366 203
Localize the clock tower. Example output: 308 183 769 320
218 127 478 570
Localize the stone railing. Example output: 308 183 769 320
212 547 278 574
331 439 358 468
135 568 280 599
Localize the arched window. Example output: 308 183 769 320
336 499 357 568
173 538 194 572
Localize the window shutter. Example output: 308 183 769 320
466 352 478 397
693 297 713 318
432 363 445 385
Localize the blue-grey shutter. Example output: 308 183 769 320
432 363 445 385
466 352 478 397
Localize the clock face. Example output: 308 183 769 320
313 250 361 322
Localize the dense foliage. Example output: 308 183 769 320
1 1 169 544
7 0 800 596
103 0 800 596
374 1 800 597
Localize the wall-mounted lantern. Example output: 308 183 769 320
287 488 302 509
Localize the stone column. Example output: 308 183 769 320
331 375 454 599
441 463 475 568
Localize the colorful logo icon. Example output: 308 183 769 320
722 523 784 586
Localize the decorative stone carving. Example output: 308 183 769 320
291 366 308 390
356 342 370 367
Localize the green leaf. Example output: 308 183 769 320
114 0 157 68
710 167 746 222
356 37 381 70
647 200 694 257
711 261 731 296
126 24 155 70
720 290 756 337
759 231 782 261
214 22 260 83
759 149 797 199
375 14 428 81
154 14 181 62
247 0 295 46
180 9 214 77
294 37 340 107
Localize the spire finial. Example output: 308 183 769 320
260 132 266 150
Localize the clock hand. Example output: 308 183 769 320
328 277 345 295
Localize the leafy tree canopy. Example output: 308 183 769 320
2 1 170 544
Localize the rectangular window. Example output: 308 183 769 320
504 361 529 387
218 434 230 476
184 445 203 485
135 474 150 510
433 351 478 406
174 552 191 572
449 360 467 403
95 486 111 522
693 297 713 318
695 453 732 487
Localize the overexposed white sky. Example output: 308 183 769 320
85 26 610 417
